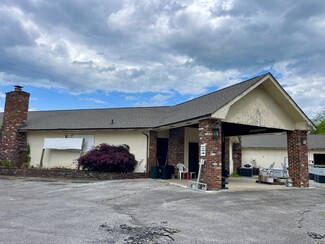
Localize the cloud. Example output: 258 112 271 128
79 97 106 104
0 0 324 116
134 93 175 107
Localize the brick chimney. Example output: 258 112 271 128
0 86 30 167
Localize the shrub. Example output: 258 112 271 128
22 144 31 168
77 143 137 172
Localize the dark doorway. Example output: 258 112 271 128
157 138 169 166
314 154 325 166
188 142 199 176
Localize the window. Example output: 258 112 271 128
314 154 325 166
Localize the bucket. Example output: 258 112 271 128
286 178 293 187
150 166 159 179
160 166 172 179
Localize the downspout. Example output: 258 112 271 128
143 132 149 177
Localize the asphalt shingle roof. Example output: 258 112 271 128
0 73 268 131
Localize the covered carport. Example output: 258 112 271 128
197 74 314 190
147 73 314 191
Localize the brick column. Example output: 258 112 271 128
232 143 242 173
0 86 30 167
168 127 184 169
199 119 222 190
224 137 230 173
148 131 157 170
287 130 309 187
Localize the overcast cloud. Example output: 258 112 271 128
0 0 324 116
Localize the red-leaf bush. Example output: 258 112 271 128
77 143 137 172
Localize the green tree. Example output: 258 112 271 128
312 120 325 134
311 110 325 134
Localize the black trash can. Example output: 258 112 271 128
240 167 253 177
160 165 172 179
253 167 260 175
150 166 159 179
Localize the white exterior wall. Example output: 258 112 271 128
184 127 199 167
308 150 325 164
27 130 149 172
223 86 297 130
242 148 288 169
243 148 325 168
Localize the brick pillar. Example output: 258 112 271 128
232 143 242 173
0 86 30 167
168 127 184 169
148 130 157 172
224 137 230 172
287 130 309 187
199 119 222 190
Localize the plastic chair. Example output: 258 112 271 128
176 163 195 179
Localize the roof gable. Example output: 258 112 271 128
212 73 314 130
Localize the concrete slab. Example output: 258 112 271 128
160 176 290 192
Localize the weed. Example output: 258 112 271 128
231 172 241 177
2 159 11 168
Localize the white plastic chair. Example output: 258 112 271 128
176 163 195 179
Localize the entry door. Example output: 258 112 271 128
188 142 199 176
157 138 169 166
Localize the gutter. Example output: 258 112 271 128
143 132 149 177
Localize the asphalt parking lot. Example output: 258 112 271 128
0 177 324 244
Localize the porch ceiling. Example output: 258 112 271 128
222 122 286 137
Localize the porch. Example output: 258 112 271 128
160 176 290 192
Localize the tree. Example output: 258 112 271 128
311 110 325 134
312 110 325 126
312 120 325 134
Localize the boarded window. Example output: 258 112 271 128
71 135 95 152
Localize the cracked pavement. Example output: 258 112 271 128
0 177 324 243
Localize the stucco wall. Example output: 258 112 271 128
27 130 149 172
308 150 325 164
224 86 296 130
242 148 288 169
242 148 325 168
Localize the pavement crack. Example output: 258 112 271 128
298 209 311 228
99 223 180 243
307 231 325 240
99 188 152 203
298 203 325 242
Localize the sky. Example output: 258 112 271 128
0 0 324 117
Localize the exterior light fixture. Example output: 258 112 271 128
301 138 307 145
212 124 221 139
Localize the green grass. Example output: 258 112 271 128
231 172 241 177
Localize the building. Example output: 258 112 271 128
0 73 315 190
241 134 325 169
